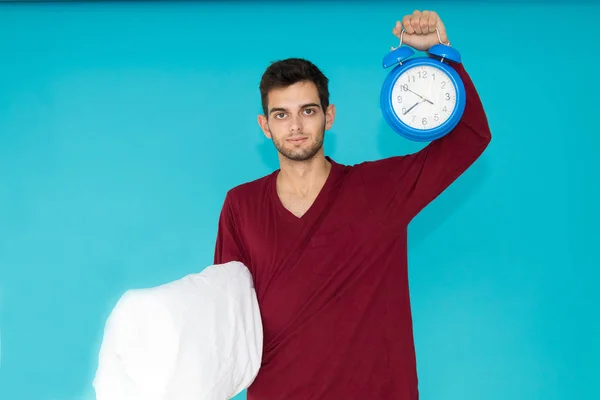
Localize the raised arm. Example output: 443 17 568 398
401 59 491 214
358 10 492 224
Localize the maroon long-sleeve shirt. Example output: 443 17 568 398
214 62 492 399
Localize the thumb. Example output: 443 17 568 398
392 20 403 38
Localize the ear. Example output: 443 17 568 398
257 114 272 139
325 104 336 130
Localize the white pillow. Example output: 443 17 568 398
93 261 263 400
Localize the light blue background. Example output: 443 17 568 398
0 1 598 399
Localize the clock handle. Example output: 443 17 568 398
391 29 406 51
435 28 451 46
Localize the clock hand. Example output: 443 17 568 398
403 98 426 115
406 88 434 105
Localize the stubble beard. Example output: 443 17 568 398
271 122 326 162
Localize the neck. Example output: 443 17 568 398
277 153 331 198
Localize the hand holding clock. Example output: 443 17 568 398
392 10 450 52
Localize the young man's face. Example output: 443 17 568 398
258 80 335 162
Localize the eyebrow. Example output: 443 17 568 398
269 103 321 115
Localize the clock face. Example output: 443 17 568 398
391 64 457 130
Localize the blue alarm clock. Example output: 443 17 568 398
380 28 466 142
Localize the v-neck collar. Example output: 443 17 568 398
270 156 344 224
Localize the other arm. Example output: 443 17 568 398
214 192 248 265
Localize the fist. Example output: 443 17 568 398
392 10 449 51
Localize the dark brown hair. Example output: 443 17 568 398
259 58 330 116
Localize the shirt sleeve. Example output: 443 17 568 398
358 62 492 225
213 192 248 266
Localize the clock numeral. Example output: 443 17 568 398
445 93 450 101
418 71 428 79
434 113 440 121
412 115 416 123
407 75 416 83
422 118 427 126
432 73 436 81
397 95 403 103
400 84 408 91
402 108 407 114
443 106 448 112
441 81 446 89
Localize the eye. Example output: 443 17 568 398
304 108 315 115
275 113 286 119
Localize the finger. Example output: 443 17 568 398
420 10 431 33
410 10 423 34
410 15 423 34
402 15 415 34
434 13 448 42
427 11 438 33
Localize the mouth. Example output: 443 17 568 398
287 136 308 144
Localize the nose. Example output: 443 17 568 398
289 115 303 133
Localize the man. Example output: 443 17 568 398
214 9 491 400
